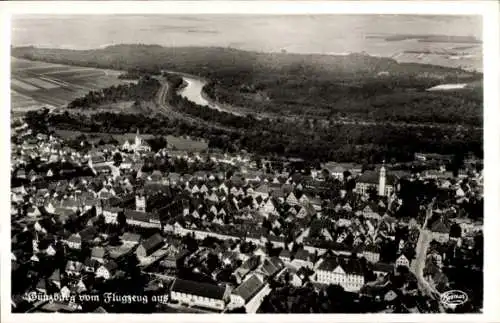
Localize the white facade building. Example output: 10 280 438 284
314 257 365 292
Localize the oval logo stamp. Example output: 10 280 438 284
440 290 468 307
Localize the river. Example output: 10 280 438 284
176 75 243 116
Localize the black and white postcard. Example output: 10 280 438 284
1 1 499 322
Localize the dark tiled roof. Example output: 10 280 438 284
372 262 394 273
121 232 141 243
124 209 159 223
170 279 226 300
232 275 265 303
260 257 284 276
104 260 118 272
431 219 450 233
317 256 364 275
294 249 311 261
139 233 164 255
255 184 270 194
36 279 46 290
279 249 291 258
49 269 61 282
67 233 82 243
357 169 397 185
241 256 261 271
65 260 84 272
79 227 97 241
84 257 99 268
362 244 381 253
91 247 106 259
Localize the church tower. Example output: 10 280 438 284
135 191 146 212
134 129 142 150
378 164 386 197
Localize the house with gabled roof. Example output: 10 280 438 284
125 209 161 229
430 217 451 243
233 256 261 284
65 233 82 250
286 192 299 206
96 260 118 280
297 204 316 219
102 206 121 224
298 193 311 206
253 184 270 199
290 248 314 269
65 260 84 277
207 192 219 203
27 206 41 218
136 233 164 259
120 232 141 246
361 244 381 263
260 198 279 217
78 226 98 243
91 246 108 264
49 268 62 289
373 262 394 278
59 198 80 212
83 257 99 273
255 257 285 279
170 278 230 311
279 249 292 263
229 274 269 313
395 253 410 268
36 278 47 294
323 162 348 179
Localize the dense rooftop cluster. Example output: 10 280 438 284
11 123 483 314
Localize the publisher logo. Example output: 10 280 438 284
440 290 468 307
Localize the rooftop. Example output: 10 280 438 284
170 278 226 300
232 275 265 303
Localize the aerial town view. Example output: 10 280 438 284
10 14 483 314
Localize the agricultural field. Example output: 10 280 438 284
11 90 41 118
11 57 128 113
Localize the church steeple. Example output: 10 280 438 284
378 161 386 197
135 129 142 148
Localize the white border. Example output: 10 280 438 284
1 1 499 323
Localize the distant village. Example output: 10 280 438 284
10 122 484 313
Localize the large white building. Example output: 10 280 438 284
122 130 151 153
229 275 270 313
314 256 365 292
170 279 230 311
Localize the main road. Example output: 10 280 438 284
410 198 445 312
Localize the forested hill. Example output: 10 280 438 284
11 44 481 81
12 45 483 127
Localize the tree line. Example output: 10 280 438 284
67 76 161 109
25 108 482 164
